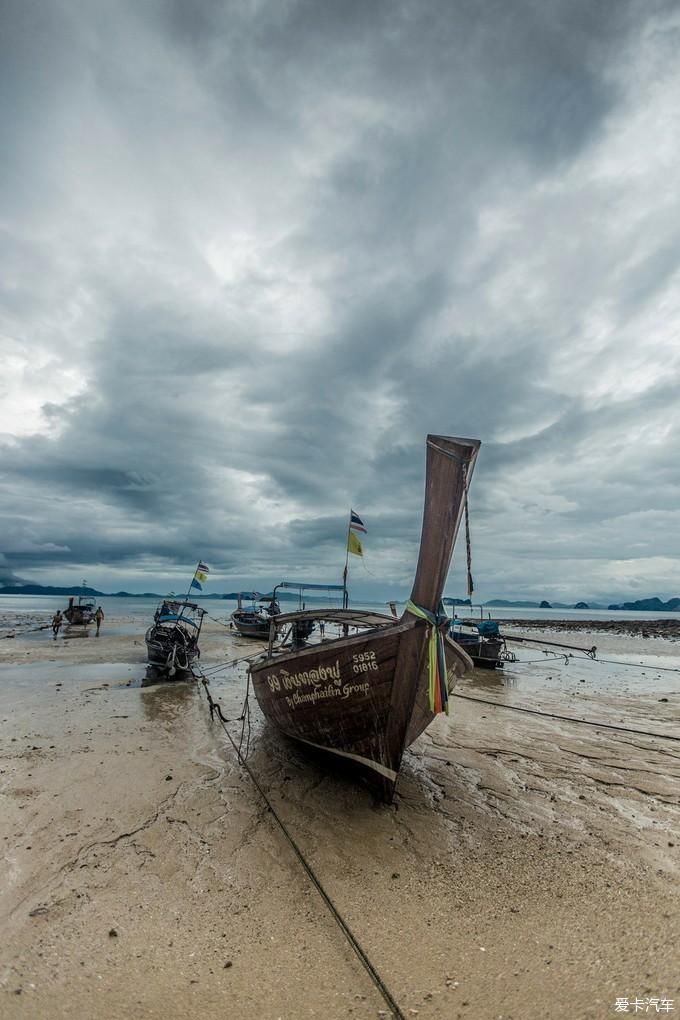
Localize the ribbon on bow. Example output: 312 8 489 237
405 600 450 714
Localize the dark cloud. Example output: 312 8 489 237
1 0 679 602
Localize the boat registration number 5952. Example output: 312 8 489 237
352 651 378 674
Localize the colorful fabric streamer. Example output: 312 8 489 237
405 600 450 715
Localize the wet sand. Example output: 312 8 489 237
1 617 679 1019
502 617 680 640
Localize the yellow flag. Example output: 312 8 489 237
347 530 363 557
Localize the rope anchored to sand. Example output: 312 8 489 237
451 692 680 742
193 668 408 1020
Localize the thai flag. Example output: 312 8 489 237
350 510 367 533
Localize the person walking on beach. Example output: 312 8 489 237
51 610 63 639
94 606 104 637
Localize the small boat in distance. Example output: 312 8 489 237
63 594 96 636
248 433 480 801
231 592 281 639
449 617 506 669
144 600 206 683
231 581 348 639
144 562 210 684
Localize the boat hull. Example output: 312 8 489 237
63 624 91 639
453 635 504 669
231 611 271 639
249 617 471 799
248 433 480 799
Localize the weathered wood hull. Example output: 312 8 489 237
453 635 504 669
63 624 91 639
249 433 481 800
249 618 471 799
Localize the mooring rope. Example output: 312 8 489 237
570 653 680 675
510 646 680 674
506 653 570 665
451 692 680 742
195 651 261 677
205 612 238 629
194 668 406 1020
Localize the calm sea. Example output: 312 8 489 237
1 593 679 625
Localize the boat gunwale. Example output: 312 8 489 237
251 616 473 673
250 616 417 671
266 608 396 628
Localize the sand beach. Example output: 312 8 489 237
1 612 679 1019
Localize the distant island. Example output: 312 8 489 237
2 585 679 612
607 597 680 612
0 584 342 603
483 598 598 610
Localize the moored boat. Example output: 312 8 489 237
231 593 280 639
63 594 96 635
449 617 506 669
144 600 206 683
248 433 480 801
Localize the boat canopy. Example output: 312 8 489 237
271 608 394 628
157 613 200 627
273 581 346 592
452 618 500 637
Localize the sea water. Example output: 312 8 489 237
2 593 680 627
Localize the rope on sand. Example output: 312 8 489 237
487 648 680 672
193 668 407 1020
571 653 680 675
451 692 680 742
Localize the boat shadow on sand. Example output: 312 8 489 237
225 715 473 821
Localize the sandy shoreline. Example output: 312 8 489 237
1 616 679 1019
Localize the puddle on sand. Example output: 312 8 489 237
15 620 145 642
0 661 205 732
0 661 143 690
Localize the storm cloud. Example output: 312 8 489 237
1 0 679 602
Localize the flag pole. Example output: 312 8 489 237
184 561 200 603
342 510 351 609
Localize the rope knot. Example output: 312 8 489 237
405 600 451 715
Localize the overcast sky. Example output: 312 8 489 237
2 0 679 604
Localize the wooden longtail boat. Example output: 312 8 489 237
248 434 481 800
449 618 506 669
144 600 206 683
63 594 96 637
231 593 281 639
64 595 96 628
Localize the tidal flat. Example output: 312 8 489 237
1 616 678 1019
